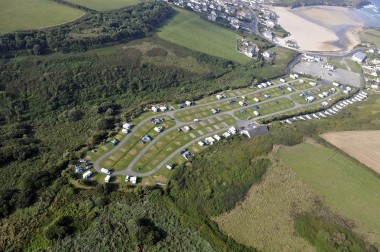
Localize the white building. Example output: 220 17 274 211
352 52 367 63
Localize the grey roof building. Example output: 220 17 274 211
241 125 269 138
352 52 367 63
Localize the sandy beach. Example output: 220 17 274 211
269 6 364 52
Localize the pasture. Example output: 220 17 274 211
278 143 380 243
65 0 140 11
0 0 84 34
321 130 380 174
157 8 251 63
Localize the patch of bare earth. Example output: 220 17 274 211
321 131 380 174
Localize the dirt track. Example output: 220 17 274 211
321 131 380 174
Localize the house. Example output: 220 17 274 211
262 50 273 59
82 171 92 179
122 128 129 134
122 123 133 130
287 87 292 92
198 141 205 146
241 125 268 138
263 30 274 41
105 175 111 183
280 78 286 83
352 52 367 63
130 176 137 184
183 126 191 131
309 82 317 86
253 97 260 102
111 139 118 146
253 110 260 116
125 175 130 182
152 106 159 112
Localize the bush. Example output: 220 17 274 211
44 215 73 241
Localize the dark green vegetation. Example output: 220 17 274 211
0 5 297 247
295 215 377 252
0 2 173 55
168 125 308 217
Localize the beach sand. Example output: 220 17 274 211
270 6 364 52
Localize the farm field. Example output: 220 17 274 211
0 0 84 34
157 8 251 63
321 130 380 174
278 143 380 244
215 155 318 251
65 0 140 11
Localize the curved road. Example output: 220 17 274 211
94 80 341 177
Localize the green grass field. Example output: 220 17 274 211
65 0 140 11
278 143 380 242
361 29 380 47
0 0 84 34
157 8 251 64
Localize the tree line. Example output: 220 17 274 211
0 2 174 55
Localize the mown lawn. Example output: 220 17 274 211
278 143 380 241
0 0 84 34
157 8 251 64
65 0 140 11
